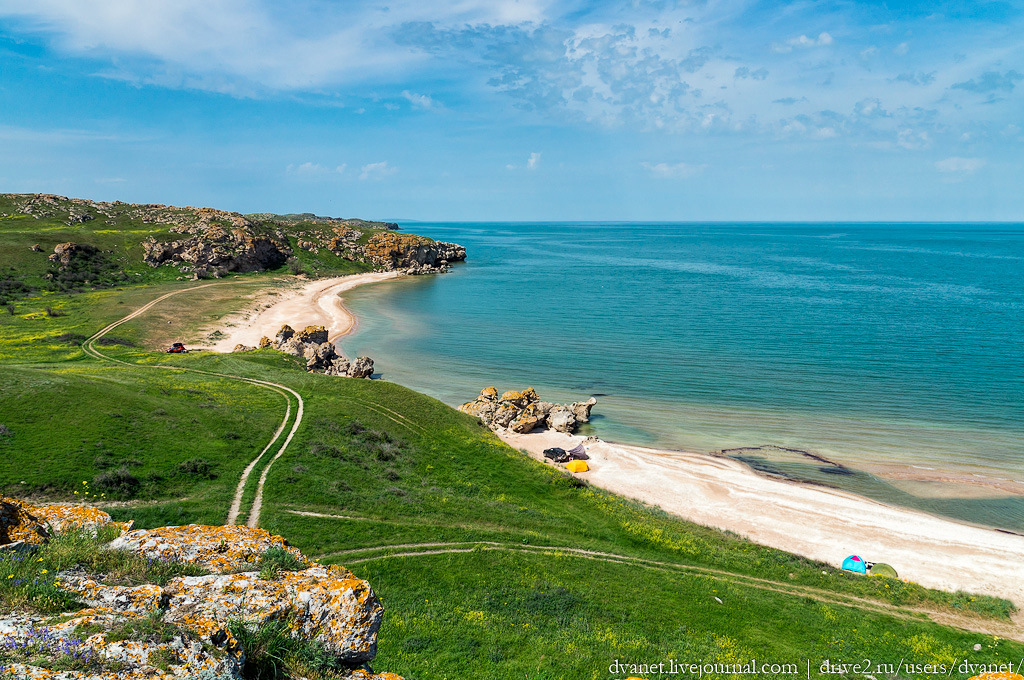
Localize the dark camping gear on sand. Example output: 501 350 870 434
568 443 589 460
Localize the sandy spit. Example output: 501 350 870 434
499 428 1024 608
201 272 403 352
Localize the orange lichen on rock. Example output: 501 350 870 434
109 524 309 573
0 497 50 545
30 503 133 536
163 565 383 663
58 575 163 614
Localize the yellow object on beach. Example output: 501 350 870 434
565 460 589 473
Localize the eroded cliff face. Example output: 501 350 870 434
0 497 403 680
362 232 467 273
2 194 466 280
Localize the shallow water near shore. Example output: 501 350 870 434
340 222 1024 532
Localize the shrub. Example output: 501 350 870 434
286 257 305 276
228 618 345 680
55 332 88 345
256 546 306 581
4 302 14 315
44 306 66 317
93 466 141 497
176 459 215 479
95 336 135 347
0 424 11 437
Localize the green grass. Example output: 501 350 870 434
0 253 1021 679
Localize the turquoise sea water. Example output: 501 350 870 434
340 223 1024 532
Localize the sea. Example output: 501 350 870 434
339 223 1024 533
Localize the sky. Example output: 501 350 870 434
0 0 1022 221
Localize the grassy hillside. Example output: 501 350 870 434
2 279 1021 679
0 193 404 303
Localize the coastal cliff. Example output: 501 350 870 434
0 193 465 291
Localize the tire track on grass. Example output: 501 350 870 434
314 538 1024 642
82 284 303 528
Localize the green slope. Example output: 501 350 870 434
1 235 1021 679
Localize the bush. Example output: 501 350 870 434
93 466 141 497
55 332 88 345
228 618 345 680
95 336 135 347
4 302 14 315
256 546 306 581
0 424 11 437
44 306 66 317
176 459 215 479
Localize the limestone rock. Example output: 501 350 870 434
571 397 598 423
349 356 374 379
232 344 255 352
275 324 295 344
278 336 307 357
547 406 578 433
49 241 98 267
258 336 272 349
29 504 132 536
363 232 466 273
0 497 49 545
296 325 329 344
459 389 595 435
510 402 548 434
0 608 242 679
109 524 308 573
325 357 351 377
163 565 383 663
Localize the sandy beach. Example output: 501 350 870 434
204 272 1024 613
201 271 403 352
499 428 1024 609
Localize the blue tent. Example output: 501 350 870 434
842 555 867 574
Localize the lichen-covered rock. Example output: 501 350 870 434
59 577 164 615
163 565 383 663
29 504 133 536
459 389 595 435
278 337 307 357
295 325 329 344
510 402 548 434
108 525 308 573
362 232 465 273
0 497 50 545
349 356 374 379
258 336 272 349
275 324 295 344
0 608 243 679
305 341 340 372
232 344 255 353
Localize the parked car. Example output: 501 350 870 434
166 342 188 353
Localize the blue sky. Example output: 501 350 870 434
0 0 1021 221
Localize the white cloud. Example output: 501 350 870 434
359 161 396 180
0 0 556 92
772 32 834 54
642 161 706 179
286 162 345 177
935 157 985 174
893 42 909 56
507 152 541 170
402 90 437 109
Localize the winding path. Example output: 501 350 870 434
82 284 303 528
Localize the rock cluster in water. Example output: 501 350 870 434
0 497 402 680
233 324 374 378
459 387 597 434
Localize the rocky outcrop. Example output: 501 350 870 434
142 217 289 277
459 388 597 434
0 497 50 545
0 498 403 680
363 232 466 274
109 524 308 573
268 324 374 378
49 241 99 267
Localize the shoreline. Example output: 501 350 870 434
200 271 404 352
498 428 1024 607
201 272 1024 609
